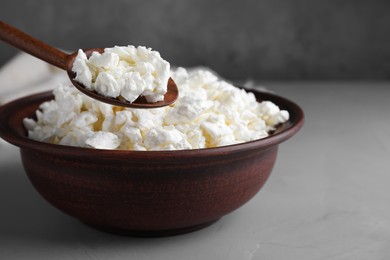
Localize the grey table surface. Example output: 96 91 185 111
1 81 390 260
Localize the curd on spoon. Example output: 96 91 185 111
0 20 178 108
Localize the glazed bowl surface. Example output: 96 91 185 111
0 88 304 236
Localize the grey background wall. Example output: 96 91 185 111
1 0 389 80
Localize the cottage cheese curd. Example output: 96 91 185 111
72 45 170 103
24 68 289 150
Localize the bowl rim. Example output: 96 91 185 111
0 87 304 159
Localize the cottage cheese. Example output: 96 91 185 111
24 68 289 150
72 45 170 103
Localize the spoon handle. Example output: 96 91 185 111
0 20 68 70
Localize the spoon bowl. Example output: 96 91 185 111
0 21 178 108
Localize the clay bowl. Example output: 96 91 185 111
0 88 304 237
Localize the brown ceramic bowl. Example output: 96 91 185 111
0 88 304 236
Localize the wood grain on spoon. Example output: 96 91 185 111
0 20 178 108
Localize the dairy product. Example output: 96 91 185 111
24 68 289 150
72 46 170 103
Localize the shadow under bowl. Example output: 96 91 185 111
0 88 304 237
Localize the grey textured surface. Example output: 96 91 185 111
1 82 390 259
1 0 390 80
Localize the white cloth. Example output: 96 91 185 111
0 52 69 105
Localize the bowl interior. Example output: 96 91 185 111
0 88 304 154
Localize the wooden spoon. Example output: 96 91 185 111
0 21 178 108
